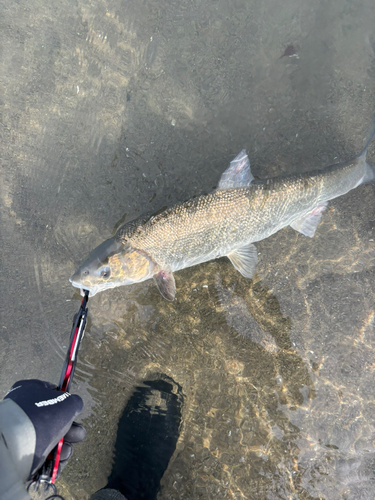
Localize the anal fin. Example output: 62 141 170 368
290 203 328 238
154 268 176 301
228 243 258 279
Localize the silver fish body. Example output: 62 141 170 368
70 120 375 300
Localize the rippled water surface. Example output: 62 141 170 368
1 0 375 498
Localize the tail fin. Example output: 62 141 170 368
358 115 375 159
362 162 375 183
358 115 375 183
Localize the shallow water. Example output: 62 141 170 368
1 0 375 498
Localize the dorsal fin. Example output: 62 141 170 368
217 149 254 190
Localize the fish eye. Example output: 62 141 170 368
83 269 90 276
100 267 111 279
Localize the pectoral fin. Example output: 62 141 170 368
154 268 176 301
228 244 258 278
217 149 254 189
290 203 328 238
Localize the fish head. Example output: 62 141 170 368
69 236 156 296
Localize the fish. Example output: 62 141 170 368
70 118 375 300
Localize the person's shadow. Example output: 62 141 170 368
102 374 184 500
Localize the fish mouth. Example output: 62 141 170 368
69 278 98 297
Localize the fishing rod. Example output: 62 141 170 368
32 290 89 489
